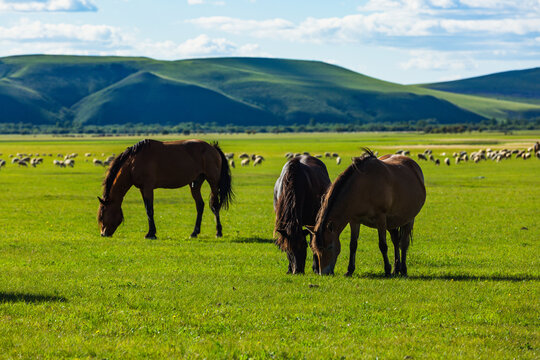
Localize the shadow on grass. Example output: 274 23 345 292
229 237 274 244
0 292 67 304
361 272 539 282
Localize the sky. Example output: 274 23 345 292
0 0 539 84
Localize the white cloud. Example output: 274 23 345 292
0 0 97 12
0 19 124 43
400 50 479 71
133 34 262 59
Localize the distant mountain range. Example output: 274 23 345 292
1 55 539 126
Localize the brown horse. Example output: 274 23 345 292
308 149 425 276
273 155 330 274
98 139 233 239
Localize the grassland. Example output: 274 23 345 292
0 132 539 359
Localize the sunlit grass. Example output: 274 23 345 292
0 132 538 359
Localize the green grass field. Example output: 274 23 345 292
0 132 539 359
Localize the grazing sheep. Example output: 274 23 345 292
417 153 427 160
336 156 341 165
65 159 75 167
93 159 104 166
444 158 450 166
315 154 322 158
0 159 5 167
332 152 339 158
18 160 28 167
229 159 235 168
294 153 301 157
455 157 461 165
241 158 250 166
303 152 310 156
12 158 19 164
225 153 234 160
253 157 263 166
434 158 440 165
85 153 92 157
53 160 66 167
239 153 249 159
324 152 331 158
285 152 293 159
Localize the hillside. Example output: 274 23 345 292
420 67 540 105
0 55 538 126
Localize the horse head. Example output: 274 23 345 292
307 221 341 275
97 197 123 237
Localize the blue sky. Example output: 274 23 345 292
0 0 538 84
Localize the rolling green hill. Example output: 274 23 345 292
420 67 540 105
0 55 538 126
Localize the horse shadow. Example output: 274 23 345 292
360 272 539 282
0 292 67 304
229 237 274 244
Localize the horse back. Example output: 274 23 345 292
380 155 426 226
131 139 221 189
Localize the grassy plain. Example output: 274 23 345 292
0 132 539 359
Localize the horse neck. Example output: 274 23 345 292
107 164 133 205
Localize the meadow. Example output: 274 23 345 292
0 132 538 359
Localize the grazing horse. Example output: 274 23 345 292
309 149 425 276
98 139 233 239
273 155 331 274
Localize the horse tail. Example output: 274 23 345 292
398 220 414 248
213 142 234 211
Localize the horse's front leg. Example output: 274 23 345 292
346 222 360 277
190 176 205 238
140 188 156 239
377 219 391 277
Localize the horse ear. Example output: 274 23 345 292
97 196 106 205
326 221 335 233
304 225 315 235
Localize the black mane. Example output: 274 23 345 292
102 139 152 200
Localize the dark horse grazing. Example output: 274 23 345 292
98 139 233 239
273 155 331 274
308 149 425 276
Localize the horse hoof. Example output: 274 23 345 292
145 235 157 240
345 272 353 277
190 233 198 238
216 233 223 238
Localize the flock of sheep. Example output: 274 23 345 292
1 141 538 172
414 140 540 166
0 152 116 169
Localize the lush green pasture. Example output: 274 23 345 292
0 132 538 359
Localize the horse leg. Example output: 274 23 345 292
346 222 360 277
209 184 223 238
190 175 205 238
389 228 401 276
140 188 156 239
377 222 391 277
286 252 294 274
400 221 413 277
310 233 319 274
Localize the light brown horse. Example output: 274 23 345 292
308 149 425 276
98 139 233 239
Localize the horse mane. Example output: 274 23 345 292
274 157 305 252
102 139 152 200
314 148 376 249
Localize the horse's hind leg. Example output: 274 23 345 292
377 220 392 277
140 188 157 239
389 228 401 276
209 183 223 237
346 223 360 277
399 221 414 276
190 175 205 238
